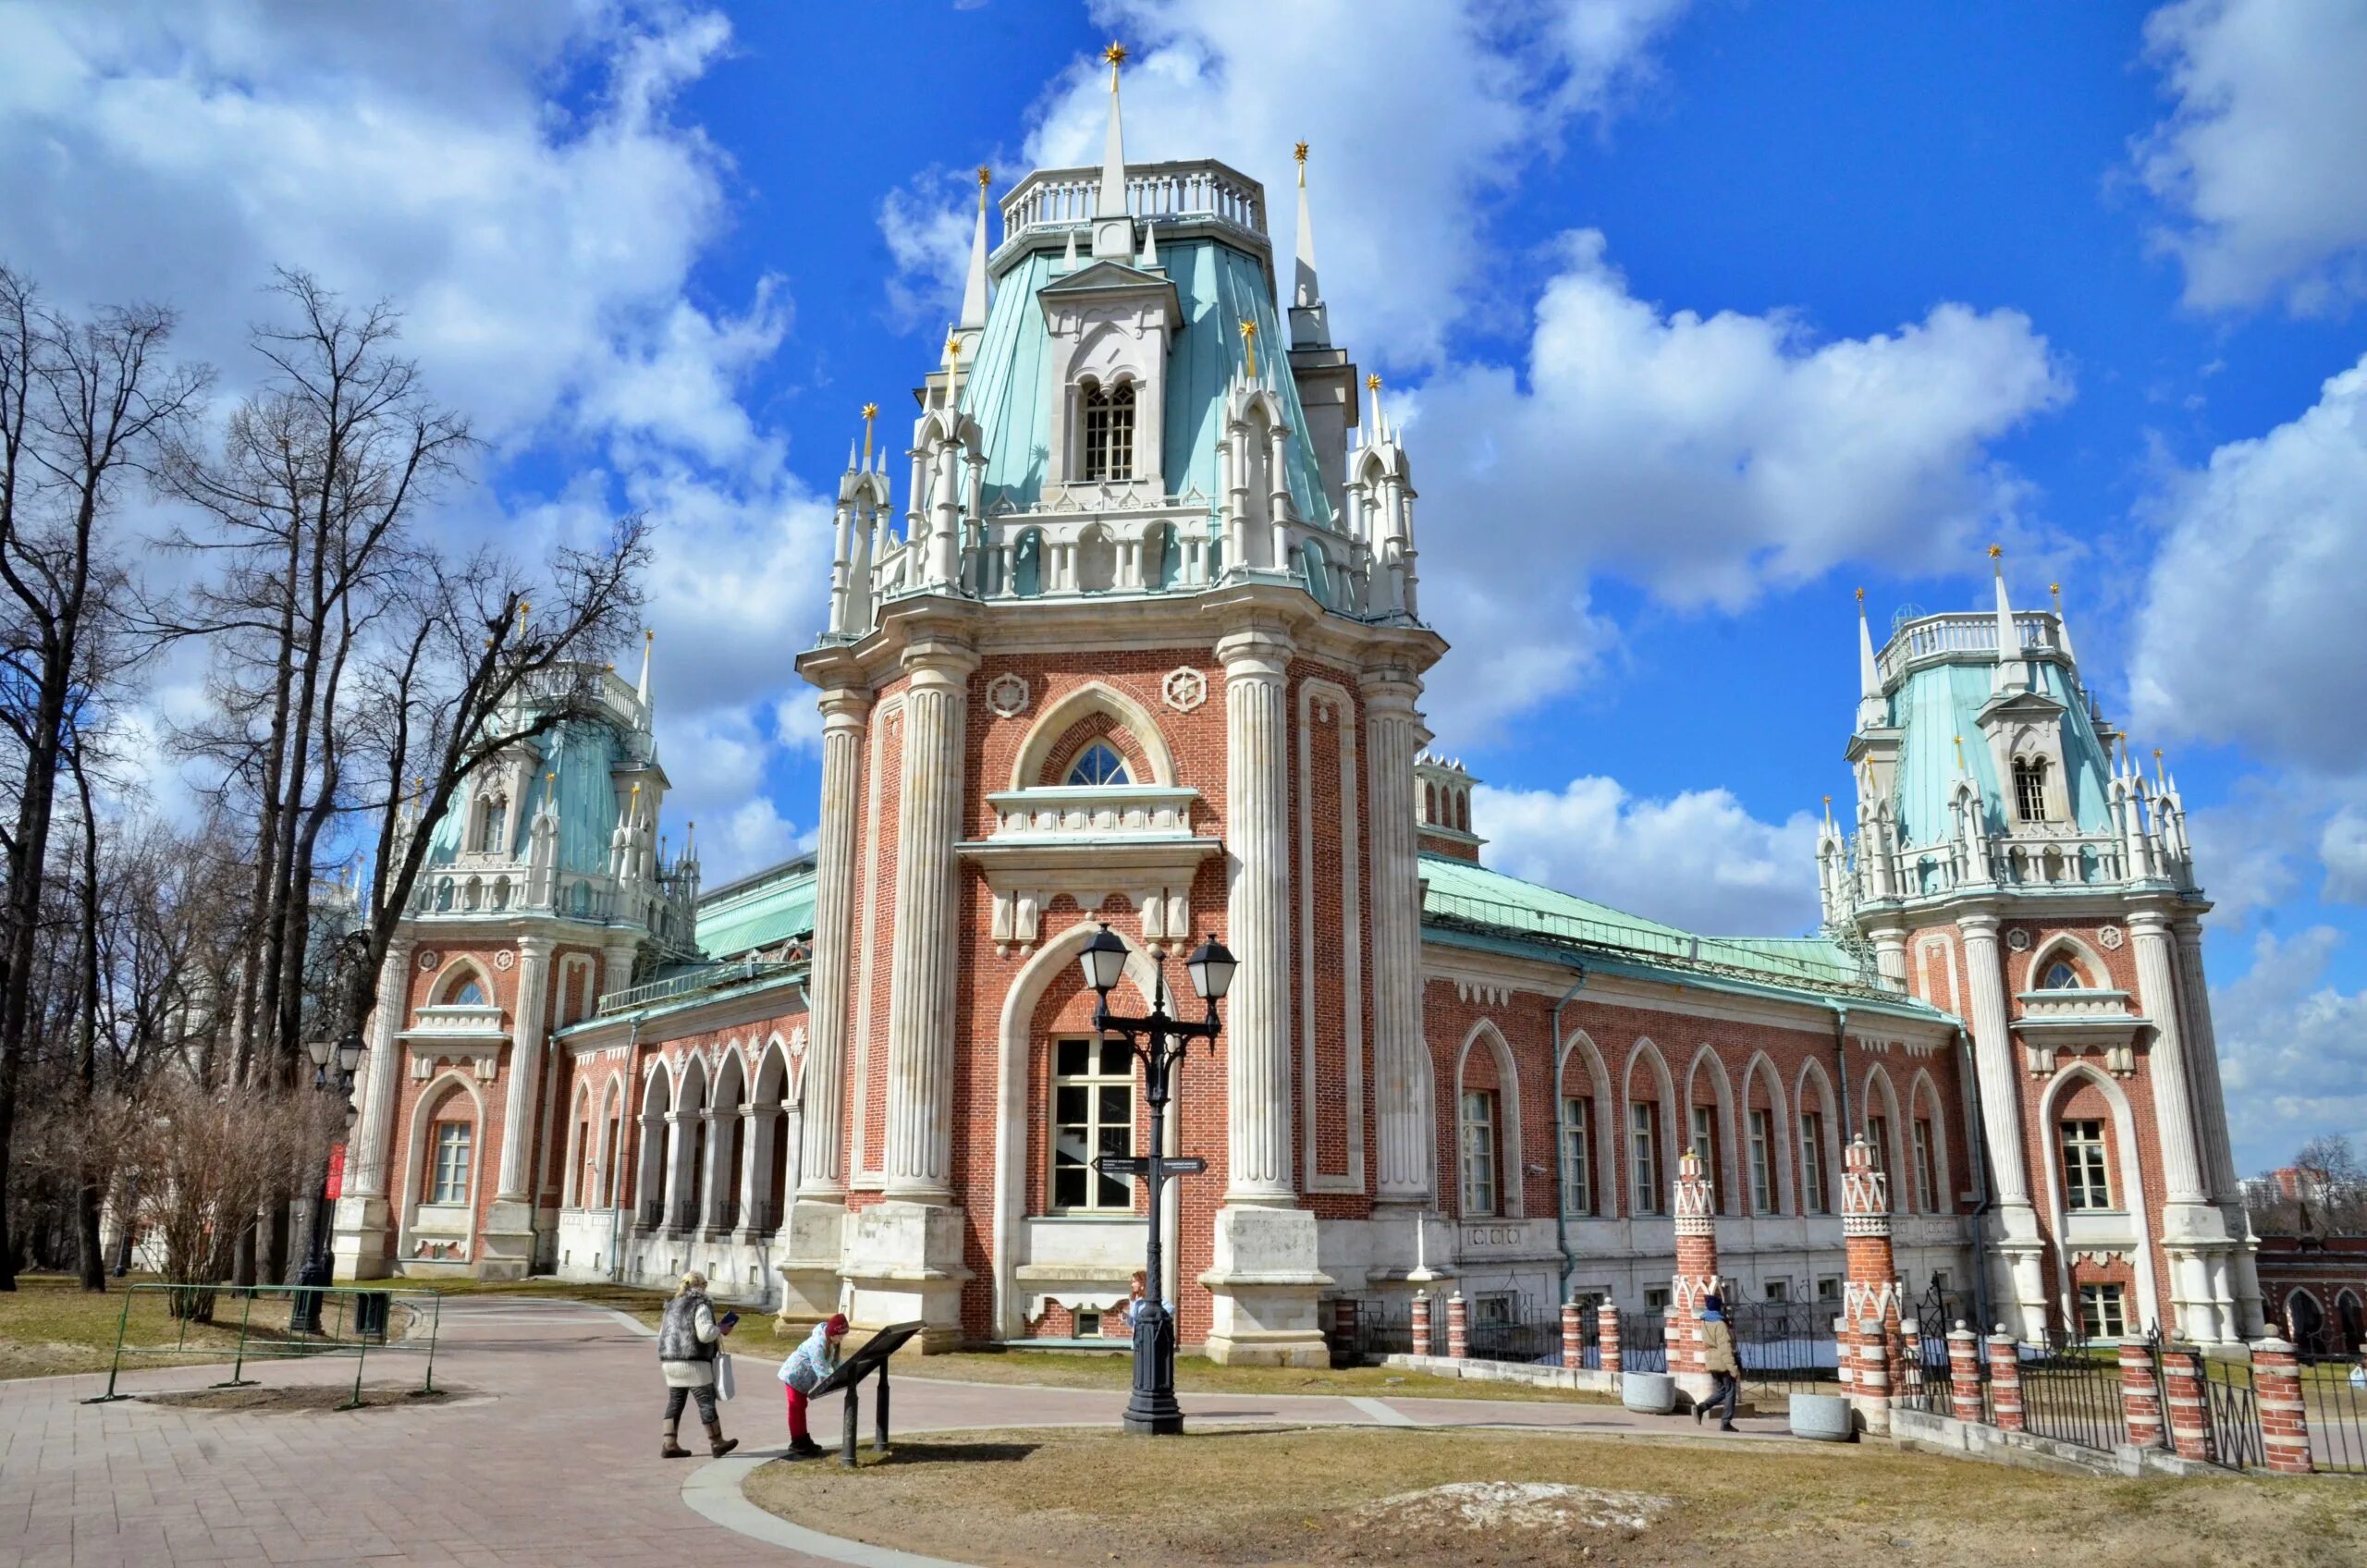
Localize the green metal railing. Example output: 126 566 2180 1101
80 1282 444 1411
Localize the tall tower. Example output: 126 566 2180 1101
792 60 1442 1362
335 653 702 1280
1834 558 2259 1343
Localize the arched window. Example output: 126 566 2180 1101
1081 382 1134 483
2013 757 2049 823
475 793 508 853
2042 961 2083 990
1066 742 1132 788
448 976 488 1007
1454 790 1470 833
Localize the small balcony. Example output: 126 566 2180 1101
998 159 1268 252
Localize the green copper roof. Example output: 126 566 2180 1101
963 237 1333 526
1422 853 1896 1000
697 854 816 961
1889 661 2113 845
423 717 627 876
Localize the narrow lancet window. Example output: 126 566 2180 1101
1081 382 1134 483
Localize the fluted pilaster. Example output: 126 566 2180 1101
2131 911 2210 1205
346 937 412 1198
1958 915 2031 1207
1220 625 1295 1202
2172 918 2242 1204
883 638 976 1201
1362 669 1431 1201
495 936 554 1202
799 689 871 1199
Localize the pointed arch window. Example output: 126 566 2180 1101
475 793 508 853
2013 757 2049 822
2042 960 2083 990
1081 382 1134 483
1065 741 1132 788
448 977 488 1007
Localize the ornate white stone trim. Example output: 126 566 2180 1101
2006 926 2032 952
494 949 515 971
416 949 440 971
986 671 1030 717
2098 924 2124 950
1161 666 1207 713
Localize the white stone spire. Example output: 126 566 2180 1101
1092 42 1134 260
958 165 992 334
2050 580 2078 665
1856 588 1885 731
635 628 653 706
1289 141 1331 348
1989 545 2030 692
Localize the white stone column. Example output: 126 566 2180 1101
1362 669 1432 1204
883 638 975 1201
700 1109 732 1231
2130 911 2210 1207
661 1110 688 1230
346 937 414 1199
1958 913 2046 1337
333 937 412 1278
797 689 869 1201
2176 916 2265 1334
1220 624 1296 1203
495 937 555 1203
735 1107 767 1234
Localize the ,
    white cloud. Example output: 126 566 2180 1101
2136 0 2367 313
0 1 840 886
2128 353 2367 773
2322 808 2367 905
1475 776 1821 937
889 0 1692 364
2213 925 2367 1173
1411 232 2068 731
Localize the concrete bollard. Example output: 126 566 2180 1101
2117 1339 2165 1450
2161 1343 2211 1462
1411 1291 1432 1357
1985 1330 2024 1432
2251 1338 2313 1476
1562 1299 1583 1371
1446 1292 1468 1361
1598 1302 1622 1376
1947 1323 1984 1424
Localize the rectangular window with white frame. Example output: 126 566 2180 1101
1630 1101 1661 1216
1561 1096 1593 1217
430 1121 472 1206
1748 1108 1775 1214
2079 1282 2128 1339
1051 1036 1135 1213
1460 1089 1499 1218
2060 1119 2112 1211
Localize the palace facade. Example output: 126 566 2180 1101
333 71 2262 1361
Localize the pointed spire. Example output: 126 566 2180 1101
1138 219 1157 267
943 327 963 414
1856 587 1886 731
1238 317 1259 382
846 436 859 472
1061 226 1078 268
861 401 878 467
959 165 992 332
1290 140 1331 348
636 628 653 705
2050 581 2079 664
1989 544 2029 693
1097 42 1129 217
1366 373 1386 445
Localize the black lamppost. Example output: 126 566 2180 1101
1075 923 1236 1437
292 1030 364 1332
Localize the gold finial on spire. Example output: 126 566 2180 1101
1987 543 2003 559
1103 40 1127 84
975 165 992 208
861 402 878 464
1822 794 1834 824
1238 317 1258 380
1953 734 1966 771
1855 585 1865 603
545 770 557 802
1366 372 1381 391
1294 141 1309 187
515 598 530 637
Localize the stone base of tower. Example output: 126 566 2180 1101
1199 1205 1331 1367
474 1200 537 1281
2161 1202 2243 1345
840 1199 970 1353
329 1194 394 1281
1987 1204 2049 1340
775 1196 850 1331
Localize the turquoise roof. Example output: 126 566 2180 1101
963 237 1334 527
697 855 816 960
423 717 627 876
1420 853 1891 999
1889 661 2113 844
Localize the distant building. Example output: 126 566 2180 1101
334 67 2259 1354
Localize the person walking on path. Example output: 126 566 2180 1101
777 1313 850 1459
1695 1291 1741 1432
657 1272 740 1459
